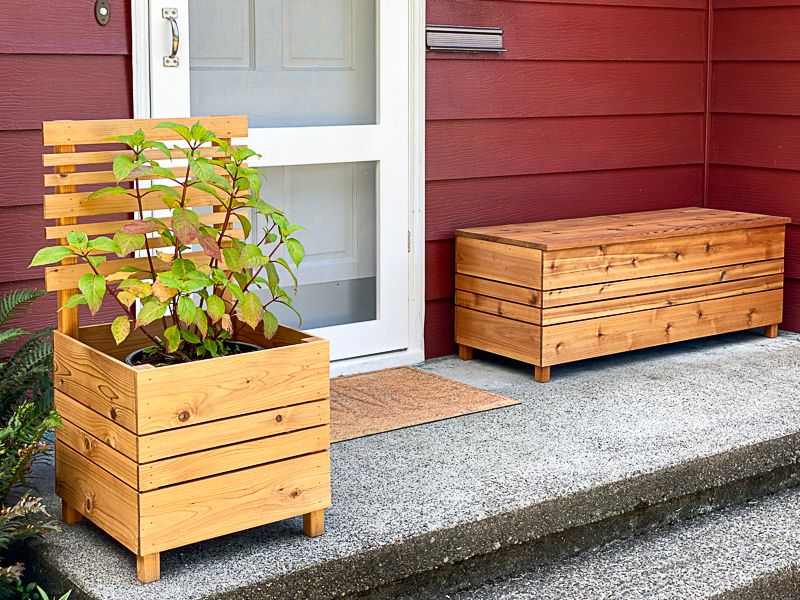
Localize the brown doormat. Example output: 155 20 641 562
330 366 520 442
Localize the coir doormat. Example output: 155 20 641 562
329 366 520 442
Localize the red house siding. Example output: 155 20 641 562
0 0 132 331
424 0 709 358
707 2 800 333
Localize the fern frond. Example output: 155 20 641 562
0 290 47 331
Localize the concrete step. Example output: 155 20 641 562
22 329 800 600
452 485 800 600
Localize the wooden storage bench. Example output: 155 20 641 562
455 208 789 382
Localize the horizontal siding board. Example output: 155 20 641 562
426 61 705 120
712 62 800 115
425 298 457 359
707 165 800 222
426 114 704 181
713 7 800 60
781 277 800 332
0 0 131 55
426 0 706 61
426 166 703 241
0 130 46 208
710 114 800 170
714 0 800 7
786 225 800 279
426 240 456 301
0 55 133 130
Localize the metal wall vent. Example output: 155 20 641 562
426 25 506 53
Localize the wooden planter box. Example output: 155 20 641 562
53 320 330 583
455 208 789 382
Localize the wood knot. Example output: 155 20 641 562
178 411 191 422
697 311 703 318
631 258 637 265
83 438 91 452
597 331 605 338
109 407 117 421
276 414 283 423
719 271 727 280
85 498 93 513
674 252 681 259
706 243 712 252
555 342 563 350
289 488 301 499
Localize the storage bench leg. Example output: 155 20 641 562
458 345 473 361
303 509 325 537
765 324 779 338
535 366 551 383
61 499 83 524
137 553 160 583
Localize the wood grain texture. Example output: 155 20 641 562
0 55 132 131
426 0 706 61
139 451 331 554
710 114 800 171
57 418 138 489
55 441 139 553
455 307 542 365
713 7 800 60
456 290 542 325
425 166 703 242
707 165 800 224
0 0 131 55
54 331 137 432
542 225 785 289
456 208 789 251
712 62 800 116
55 390 138 461
135 339 330 434
137 554 160 584
426 61 705 120
456 237 543 288
541 289 784 364
457 274 542 307
426 115 704 181
303 510 325 537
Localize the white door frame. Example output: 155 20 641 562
130 0 425 376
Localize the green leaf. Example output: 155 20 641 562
113 232 146 256
192 181 225 202
203 339 219 357
195 309 208 339
143 140 172 159
148 184 181 197
132 129 145 146
172 257 197 278
86 186 130 201
265 262 279 291
155 121 192 141
78 273 105 316
163 325 181 353
102 134 133 147
198 233 223 261
87 255 106 269
135 299 167 329
67 232 89 250
116 265 149 273
189 157 215 182
181 328 201 344
117 291 137 307
244 172 262 199
190 122 209 142
112 155 135 181
59 293 86 310
171 208 201 245
286 238 305 267
232 147 260 162
265 232 278 244
111 316 130 345
240 292 263 329
177 295 197 325
222 247 241 272
118 279 152 298
29 246 75 267
263 310 279 339
234 212 252 239
274 257 298 293
226 281 245 304
88 236 121 254
206 295 225 323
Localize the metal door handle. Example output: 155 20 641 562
163 8 179 67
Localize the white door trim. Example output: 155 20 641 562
130 0 425 376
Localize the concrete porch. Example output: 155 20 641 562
23 329 800 599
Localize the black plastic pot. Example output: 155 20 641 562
125 340 262 367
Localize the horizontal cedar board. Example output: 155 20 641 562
139 451 331 553
426 115 704 181
0 55 132 131
710 114 800 170
426 239 456 301
425 166 703 241
711 62 800 116
0 0 131 55
455 307 542 364
456 237 543 288
713 7 800 60
457 274 542 307
456 208 788 251
456 290 542 325
425 298 457 359
55 391 138 461
541 289 784 364
781 277 800 332
542 225 785 288
426 61 705 120
707 165 800 224
426 0 706 61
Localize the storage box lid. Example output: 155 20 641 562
454 208 790 251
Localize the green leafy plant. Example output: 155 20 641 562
29 123 307 365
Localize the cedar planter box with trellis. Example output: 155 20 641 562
36 116 331 583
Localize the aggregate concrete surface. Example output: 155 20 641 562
454 484 800 600
25 329 800 599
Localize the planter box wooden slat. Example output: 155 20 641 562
456 208 789 382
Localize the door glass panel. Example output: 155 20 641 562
188 0 377 127
252 162 377 329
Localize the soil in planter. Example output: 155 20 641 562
126 340 261 368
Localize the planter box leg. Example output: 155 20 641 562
137 553 160 583
535 366 551 383
765 324 779 338
303 509 325 537
458 345 474 361
61 500 83 524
